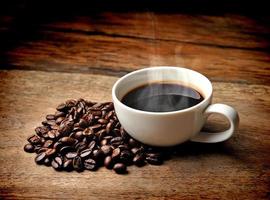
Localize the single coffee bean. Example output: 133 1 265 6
113 163 127 174
35 126 50 137
133 153 145 167
111 148 121 160
98 119 108 124
118 144 129 151
73 156 83 172
84 159 97 171
78 118 88 128
96 129 107 141
92 149 104 161
88 141 96 151
35 152 47 164
120 150 133 165
105 121 114 134
65 152 78 159
55 110 66 118
66 99 77 108
45 148 56 157
51 156 63 170
59 120 74 135
59 146 74 155
89 124 102 132
100 139 108 146
75 142 88 152
56 103 67 112
101 145 112 156
110 137 123 146
104 156 113 169
55 116 65 124
42 120 56 127
24 143 35 153
145 154 163 165
63 159 73 171
80 149 92 159
28 135 41 145
73 131 84 140
83 128 94 136
46 114 56 120
34 144 42 153
44 158 51 166
59 137 76 146
53 141 62 151
47 130 57 139
128 138 140 147
37 147 48 154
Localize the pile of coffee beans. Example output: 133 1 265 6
24 99 167 174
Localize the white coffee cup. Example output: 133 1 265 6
112 66 239 146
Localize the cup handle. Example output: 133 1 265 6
190 103 239 143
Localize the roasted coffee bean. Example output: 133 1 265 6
133 153 145 166
104 156 113 169
45 148 56 157
100 139 108 146
42 120 56 127
72 131 83 141
47 130 57 139
51 156 63 170
59 146 74 155
96 129 107 141
131 147 144 155
97 119 108 124
88 141 96 151
84 159 97 171
92 149 104 161
101 145 112 156
63 159 73 171
56 103 67 112
73 156 83 172
55 116 65 124
83 128 94 136
66 99 77 108
128 138 140 147
55 110 66 118
53 142 62 151
145 153 163 165
50 125 59 130
42 140 53 148
113 163 127 174
112 148 121 160
35 152 47 164
112 128 121 137
80 149 92 159
34 144 42 153
24 143 35 153
89 124 102 132
75 142 88 152
37 147 48 154
28 135 41 145
120 150 133 165
78 118 88 128
105 121 115 134
91 110 102 116
65 152 78 159
59 137 76 145
44 158 51 166
120 127 129 142
110 137 123 146
35 126 49 137
118 144 129 151
46 114 55 120
59 120 74 135
105 111 114 120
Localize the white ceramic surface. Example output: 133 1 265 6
112 66 239 146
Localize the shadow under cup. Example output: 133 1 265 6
112 67 213 146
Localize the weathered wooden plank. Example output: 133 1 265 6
0 70 269 199
3 30 270 84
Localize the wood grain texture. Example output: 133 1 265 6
0 70 269 200
1 13 270 84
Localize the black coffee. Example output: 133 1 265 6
121 82 204 112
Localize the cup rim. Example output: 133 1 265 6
112 66 212 115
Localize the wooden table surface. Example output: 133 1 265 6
0 1 270 199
